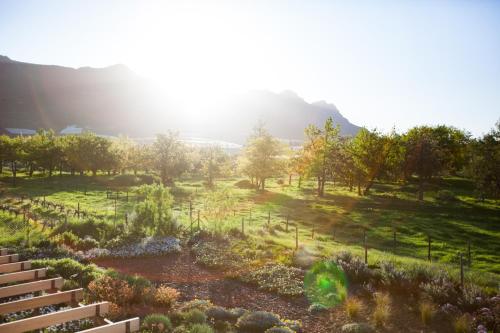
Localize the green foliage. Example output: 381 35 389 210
240 264 304 296
142 314 173 333
75 237 100 251
264 327 294 333
183 309 207 325
155 285 180 308
419 300 436 326
188 324 213 333
32 258 103 287
236 311 282 332
153 132 190 185
133 184 176 236
341 323 375 333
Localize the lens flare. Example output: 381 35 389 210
304 260 348 308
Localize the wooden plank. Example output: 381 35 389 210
0 288 84 315
77 317 140 333
0 249 7 256
0 261 31 274
0 254 19 265
0 268 47 285
0 277 63 299
0 302 109 333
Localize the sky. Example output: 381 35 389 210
1 0 499 136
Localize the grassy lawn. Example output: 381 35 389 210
1 171 499 280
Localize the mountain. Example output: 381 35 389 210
0 56 360 143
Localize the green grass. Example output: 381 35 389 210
1 171 499 282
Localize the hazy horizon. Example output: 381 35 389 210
1 0 500 136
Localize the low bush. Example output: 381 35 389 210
75 237 99 251
192 242 242 269
453 314 471 333
183 309 207 325
32 258 103 287
240 264 304 296
265 327 294 333
345 298 363 320
155 285 180 308
436 190 457 202
142 314 173 333
236 311 282 332
419 300 436 326
59 231 80 248
334 252 375 284
234 179 255 189
205 306 239 322
87 275 134 306
341 323 375 333
372 293 391 327
421 274 460 305
188 323 214 333
177 299 213 313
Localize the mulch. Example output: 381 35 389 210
93 252 445 333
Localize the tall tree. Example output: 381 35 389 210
153 132 190 185
240 124 284 190
199 145 230 187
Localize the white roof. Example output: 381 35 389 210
60 125 83 135
5 128 36 135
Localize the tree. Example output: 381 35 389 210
0 136 23 186
199 145 230 187
302 117 341 196
349 128 391 195
404 127 444 201
153 132 190 185
134 184 175 235
468 121 500 200
239 124 284 190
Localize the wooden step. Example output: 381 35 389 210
0 288 84 315
0 261 31 274
77 317 140 333
0 254 19 265
0 301 109 333
0 268 47 285
0 277 63 299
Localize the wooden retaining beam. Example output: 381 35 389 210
0 288 84 315
0 301 109 333
0 254 19 265
0 268 47 285
0 277 63 299
78 317 140 333
0 261 31 274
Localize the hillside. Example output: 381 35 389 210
0 56 359 143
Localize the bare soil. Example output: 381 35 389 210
93 252 446 333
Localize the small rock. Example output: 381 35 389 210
341 323 375 333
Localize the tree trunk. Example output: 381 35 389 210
0 159 3 174
289 174 292 185
418 177 424 201
261 178 265 190
28 163 34 177
317 177 322 196
11 162 16 186
134 169 137 175
298 176 302 188
357 181 362 196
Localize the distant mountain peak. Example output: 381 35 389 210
0 55 14 63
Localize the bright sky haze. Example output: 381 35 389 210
1 0 499 136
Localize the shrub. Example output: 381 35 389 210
308 303 328 314
265 327 294 333
59 231 80 248
76 237 99 251
206 306 238 322
142 314 173 333
372 293 391 327
155 285 180 308
87 275 134 306
345 298 363 320
453 314 471 333
334 252 374 284
122 273 155 304
172 326 189 333
184 309 207 325
458 284 487 312
236 311 282 332
240 264 304 296
341 323 375 333
177 299 213 313
419 301 436 326
234 179 255 189
379 262 413 293
32 258 103 287
188 324 213 333
421 274 460 305
107 302 126 321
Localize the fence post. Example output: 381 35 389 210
311 226 315 239
467 241 471 267
393 229 397 249
241 217 245 235
364 230 368 264
295 226 299 250
77 202 80 218
460 253 464 289
189 201 193 220
125 213 128 228
286 215 289 232
428 236 432 262
126 191 129 202
197 210 200 229
268 211 270 225
249 209 252 223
